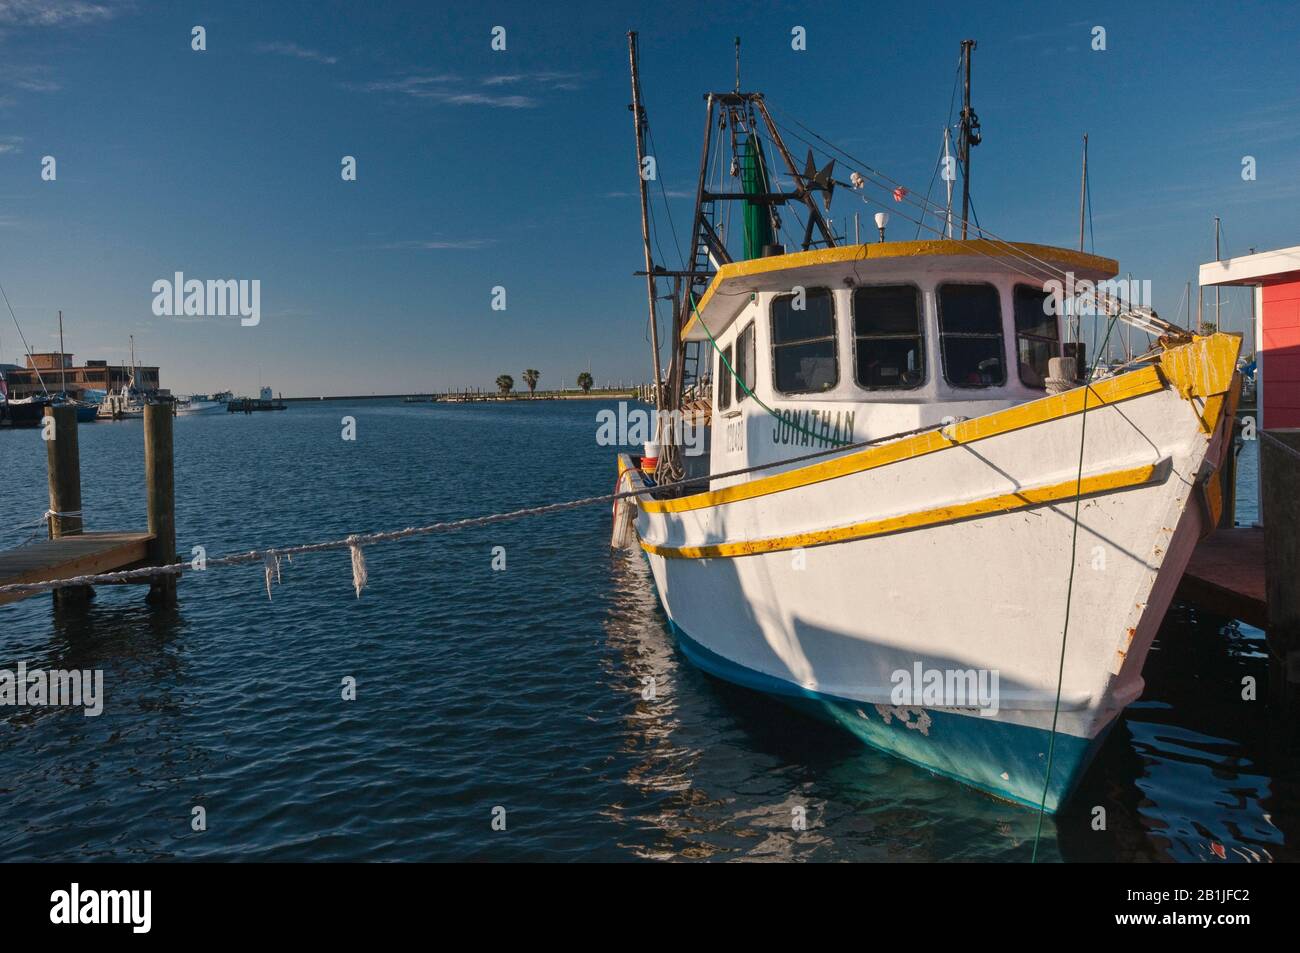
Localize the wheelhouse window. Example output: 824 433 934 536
1013 284 1060 389
852 284 924 389
716 344 733 411
734 322 756 402
771 288 838 394
937 283 1006 387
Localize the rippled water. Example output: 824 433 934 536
0 402 1296 861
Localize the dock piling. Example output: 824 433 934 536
1263 428 1300 720
44 404 91 606
144 402 177 605
44 405 84 538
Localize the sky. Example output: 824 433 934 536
0 0 1295 396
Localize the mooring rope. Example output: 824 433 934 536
0 419 950 600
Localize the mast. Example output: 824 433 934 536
958 39 980 239
1078 133 1088 252
58 309 66 395
1214 215 1222 333
627 31 664 410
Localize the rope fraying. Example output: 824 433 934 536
263 552 282 601
347 536 367 598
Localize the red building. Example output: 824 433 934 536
1200 245 1300 428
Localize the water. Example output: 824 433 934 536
0 403 1296 861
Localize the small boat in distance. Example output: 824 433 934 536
227 387 286 413
0 373 46 428
177 390 232 414
97 382 147 419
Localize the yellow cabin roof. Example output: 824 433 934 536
681 240 1119 341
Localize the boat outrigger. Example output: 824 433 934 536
613 35 1241 813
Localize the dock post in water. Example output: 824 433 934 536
144 402 177 606
1263 429 1300 720
44 404 91 606
1218 415 1240 529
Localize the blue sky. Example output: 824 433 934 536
0 0 1294 395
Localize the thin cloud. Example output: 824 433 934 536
255 41 338 65
0 1 125 26
0 63 61 98
349 70 584 109
0 134 22 153
604 189 692 199
483 71 583 89
380 238 498 251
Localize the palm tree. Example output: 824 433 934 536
522 368 540 397
496 374 514 396
576 371 594 394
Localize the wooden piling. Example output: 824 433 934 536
1263 428 1300 719
44 404 91 606
144 402 177 605
44 405 83 538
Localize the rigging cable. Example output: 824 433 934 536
1030 308 1122 862
0 277 50 396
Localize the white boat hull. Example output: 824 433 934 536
624 335 1241 811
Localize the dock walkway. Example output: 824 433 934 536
0 531 154 606
1177 526 1267 628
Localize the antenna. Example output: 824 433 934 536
734 36 741 93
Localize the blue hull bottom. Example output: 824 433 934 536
667 619 1112 813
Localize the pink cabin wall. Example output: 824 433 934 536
1262 278 1300 428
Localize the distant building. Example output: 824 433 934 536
2 352 162 399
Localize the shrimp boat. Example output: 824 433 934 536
612 36 1241 812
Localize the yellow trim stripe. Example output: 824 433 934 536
640 462 1163 559
682 240 1120 341
638 365 1166 514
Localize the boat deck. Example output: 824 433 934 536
0 531 154 606
1177 526 1267 628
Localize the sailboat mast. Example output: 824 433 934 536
628 31 664 412
1078 133 1088 252
58 309 67 394
1214 216 1222 333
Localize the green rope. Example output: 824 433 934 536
686 292 852 447
1030 314 1121 862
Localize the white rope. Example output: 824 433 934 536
0 419 952 600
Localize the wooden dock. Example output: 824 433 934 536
0 401 176 609
0 532 154 606
1177 526 1267 628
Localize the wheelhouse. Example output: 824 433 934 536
683 240 1119 480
